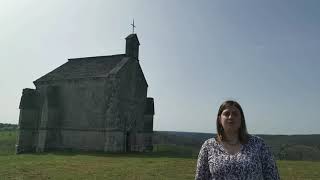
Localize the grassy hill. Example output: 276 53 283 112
1 129 320 179
0 130 17 155
153 131 320 161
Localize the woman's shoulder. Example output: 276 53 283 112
246 134 267 147
201 137 218 148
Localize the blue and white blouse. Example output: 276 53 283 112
195 135 280 180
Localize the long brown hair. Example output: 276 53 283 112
216 100 249 144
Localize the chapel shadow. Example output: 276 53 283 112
26 149 197 159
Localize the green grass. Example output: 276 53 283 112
1 153 320 180
0 130 17 155
1 131 320 179
278 161 320 180
0 152 196 180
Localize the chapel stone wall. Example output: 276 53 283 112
16 88 40 153
35 78 109 151
116 59 149 152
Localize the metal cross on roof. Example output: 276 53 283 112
131 19 136 34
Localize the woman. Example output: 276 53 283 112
195 100 280 180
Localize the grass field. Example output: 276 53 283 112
0 131 16 155
1 131 320 179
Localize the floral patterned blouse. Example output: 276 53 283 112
195 135 280 180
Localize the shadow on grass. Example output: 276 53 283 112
17 144 199 158
13 144 200 158
20 150 197 159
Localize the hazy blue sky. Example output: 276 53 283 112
1 0 319 134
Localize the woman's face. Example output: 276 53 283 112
219 106 241 133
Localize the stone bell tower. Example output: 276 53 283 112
125 34 140 60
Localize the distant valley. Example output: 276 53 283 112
153 131 320 161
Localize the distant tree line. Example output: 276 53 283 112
0 123 18 131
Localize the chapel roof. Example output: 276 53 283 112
34 54 127 83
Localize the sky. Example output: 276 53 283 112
1 0 319 135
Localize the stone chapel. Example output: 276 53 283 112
16 33 154 153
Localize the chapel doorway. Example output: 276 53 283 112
126 132 131 152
